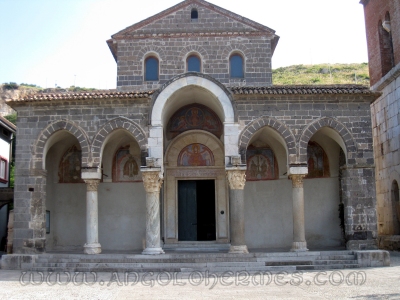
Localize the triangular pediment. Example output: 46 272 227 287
111 0 277 39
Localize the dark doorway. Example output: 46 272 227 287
178 180 216 241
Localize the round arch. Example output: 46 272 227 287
298 117 357 164
91 117 147 167
32 120 90 170
165 130 224 167
238 116 296 163
150 73 235 126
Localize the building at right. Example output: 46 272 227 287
361 0 400 250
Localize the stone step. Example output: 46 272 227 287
33 261 268 269
314 260 359 265
181 266 297 273
317 255 357 260
296 264 359 271
28 265 295 273
253 251 354 258
264 261 313 266
35 257 260 264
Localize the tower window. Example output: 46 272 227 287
145 56 159 81
187 55 201 72
191 9 198 21
378 13 395 77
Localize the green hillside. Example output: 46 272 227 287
272 63 370 86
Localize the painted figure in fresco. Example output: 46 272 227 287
59 145 83 183
186 107 204 127
203 113 217 130
167 104 223 139
246 146 277 181
172 116 187 131
188 143 206 166
178 143 214 166
260 158 269 177
250 160 257 178
123 155 138 178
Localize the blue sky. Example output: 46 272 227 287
0 0 368 89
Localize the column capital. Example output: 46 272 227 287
290 174 305 188
84 179 100 191
141 168 163 193
226 167 247 190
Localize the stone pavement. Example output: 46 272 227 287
0 252 398 300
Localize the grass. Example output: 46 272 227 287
272 63 370 86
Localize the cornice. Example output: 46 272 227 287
114 30 270 41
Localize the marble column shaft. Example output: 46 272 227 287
290 174 308 252
142 169 164 255
226 168 249 254
83 179 102 254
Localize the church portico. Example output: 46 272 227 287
5 0 382 258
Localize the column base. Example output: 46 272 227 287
229 245 249 254
84 243 102 255
290 241 308 252
142 247 165 255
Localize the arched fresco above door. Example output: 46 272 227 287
177 143 215 167
167 104 223 140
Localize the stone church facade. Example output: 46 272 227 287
361 0 400 250
8 0 380 255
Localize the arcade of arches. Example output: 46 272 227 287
42 88 349 254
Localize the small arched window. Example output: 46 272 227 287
187 55 201 72
230 54 244 78
379 13 395 77
191 8 198 21
145 56 159 81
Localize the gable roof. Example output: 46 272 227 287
112 0 277 38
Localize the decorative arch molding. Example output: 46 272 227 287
32 120 90 170
137 45 166 62
165 130 224 167
298 117 357 163
222 43 251 60
238 116 296 163
91 117 147 167
179 45 209 62
151 72 236 125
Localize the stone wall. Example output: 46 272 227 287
112 2 276 91
9 88 379 252
370 63 400 240
116 35 272 91
362 0 400 86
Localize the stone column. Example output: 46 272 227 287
290 174 308 252
226 162 249 254
141 166 164 255
83 179 102 254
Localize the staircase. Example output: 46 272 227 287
1 250 365 273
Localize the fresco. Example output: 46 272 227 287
58 145 83 183
167 104 223 139
246 146 278 181
306 141 330 178
178 143 215 166
113 145 142 182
